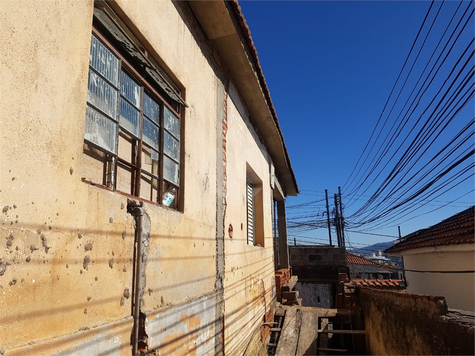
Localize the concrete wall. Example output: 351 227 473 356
289 246 346 281
0 1 279 355
294 282 332 308
359 288 475 355
402 246 474 311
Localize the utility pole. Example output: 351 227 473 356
398 226 402 240
338 186 345 249
334 193 341 247
325 189 332 246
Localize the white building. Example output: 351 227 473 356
386 207 474 312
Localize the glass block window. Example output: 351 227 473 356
83 32 182 209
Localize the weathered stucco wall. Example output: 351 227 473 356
222 83 276 355
402 247 475 312
360 288 475 355
295 282 332 308
1 1 217 355
1 1 280 355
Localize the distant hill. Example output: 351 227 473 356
348 241 394 255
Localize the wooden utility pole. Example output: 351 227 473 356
325 189 332 246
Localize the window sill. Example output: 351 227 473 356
81 177 183 213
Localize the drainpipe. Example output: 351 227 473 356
128 201 144 356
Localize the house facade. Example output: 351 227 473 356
386 206 474 312
0 1 298 355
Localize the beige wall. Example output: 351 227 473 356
223 83 276 355
402 245 475 312
1 1 281 355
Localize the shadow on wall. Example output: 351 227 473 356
2 221 275 356
359 287 475 355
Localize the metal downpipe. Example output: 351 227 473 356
128 204 144 356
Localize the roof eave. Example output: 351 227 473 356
187 0 299 197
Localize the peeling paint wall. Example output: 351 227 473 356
223 83 276 355
146 295 216 355
0 0 137 353
0 0 281 355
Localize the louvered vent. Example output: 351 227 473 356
246 181 255 245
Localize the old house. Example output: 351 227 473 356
386 206 474 312
346 252 393 280
0 1 298 355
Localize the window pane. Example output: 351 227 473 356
164 106 180 139
120 71 141 108
164 132 180 162
144 93 160 124
116 162 133 195
84 106 117 153
87 70 118 118
163 155 179 185
118 133 133 162
141 146 159 176
143 117 159 149
119 98 140 137
139 175 158 203
89 35 119 86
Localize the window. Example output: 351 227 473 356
246 181 256 245
83 5 185 210
246 166 264 246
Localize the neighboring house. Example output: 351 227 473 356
0 1 298 355
366 250 392 265
386 206 474 312
347 252 394 280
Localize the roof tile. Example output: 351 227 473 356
386 206 474 254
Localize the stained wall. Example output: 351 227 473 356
360 288 475 355
0 0 282 355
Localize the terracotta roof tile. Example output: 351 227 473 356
346 252 379 266
351 279 405 289
386 206 474 254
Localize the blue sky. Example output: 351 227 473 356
239 0 474 251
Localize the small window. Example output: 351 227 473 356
83 6 184 210
246 181 255 245
246 166 264 246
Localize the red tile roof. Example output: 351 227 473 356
386 206 474 254
346 252 379 266
351 279 405 289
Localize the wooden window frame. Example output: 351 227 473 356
83 23 183 211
